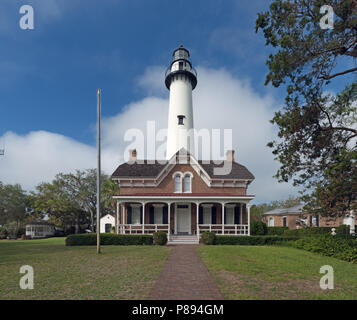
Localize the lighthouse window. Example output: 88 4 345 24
177 115 185 125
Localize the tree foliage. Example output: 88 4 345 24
31 169 117 233
256 0 357 216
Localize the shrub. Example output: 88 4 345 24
20 234 31 240
17 228 26 238
66 233 153 246
267 227 288 235
215 235 299 245
283 227 332 237
292 235 357 263
200 232 216 245
250 221 267 235
336 224 350 235
153 232 167 245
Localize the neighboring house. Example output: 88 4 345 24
110 46 255 243
263 204 356 233
100 214 115 233
26 221 55 238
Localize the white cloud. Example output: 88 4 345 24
0 66 297 203
0 131 95 191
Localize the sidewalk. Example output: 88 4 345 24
150 244 224 300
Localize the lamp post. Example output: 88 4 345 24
97 88 101 254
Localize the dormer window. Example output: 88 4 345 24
174 173 182 193
177 115 185 125
184 173 192 193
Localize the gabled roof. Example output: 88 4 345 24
263 204 305 216
111 149 254 181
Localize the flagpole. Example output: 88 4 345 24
97 88 101 254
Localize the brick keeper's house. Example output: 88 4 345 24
110 46 255 243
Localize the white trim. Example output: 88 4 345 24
113 195 254 201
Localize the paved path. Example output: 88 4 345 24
150 245 224 300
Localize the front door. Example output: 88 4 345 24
176 204 191 234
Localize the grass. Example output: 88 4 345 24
0 237 171 300
197 245 357 300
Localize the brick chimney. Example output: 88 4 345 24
129 149 137 162
226 150 235 162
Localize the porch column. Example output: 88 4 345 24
196 202 200 239
122 203 126 234
167 202 171 241
142 202 146 234
239 203 243 224
116 201 120 234
221 202 225 235
247 203 251 236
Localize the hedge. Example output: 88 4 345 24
153 232 167 245
66 233 153 246
250 221 267 235
292 235 357 263
200 232 216 245
214 235 299 245
283 225 350 237
267 227 288 235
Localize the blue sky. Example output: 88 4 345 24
0 0 309 202
1 0 275 143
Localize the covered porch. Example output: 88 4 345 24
113 195 253 241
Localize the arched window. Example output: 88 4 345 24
269 217 274 227
174 174 182 193
184 174 192 193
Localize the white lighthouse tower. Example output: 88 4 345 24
165 45 197 159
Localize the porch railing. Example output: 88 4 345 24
198 224 249 235
119 224 169 234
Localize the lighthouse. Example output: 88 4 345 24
165 45 197 159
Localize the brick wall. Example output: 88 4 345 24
264 213 352 229
119 163 247 196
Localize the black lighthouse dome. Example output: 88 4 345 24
165 45 197 90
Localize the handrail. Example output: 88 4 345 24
165 66 197 78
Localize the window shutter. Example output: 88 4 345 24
140 206 143 224
234 206 239 224
149 206 154 224
163 206 168 224
212 206 217 224
127 206 132 224
309 215 312 226
199 206 203 224
316 215 319 227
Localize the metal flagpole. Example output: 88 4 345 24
97 88 101 254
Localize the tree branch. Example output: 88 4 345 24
320 67 357 80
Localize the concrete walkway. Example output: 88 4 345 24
150 245 224 300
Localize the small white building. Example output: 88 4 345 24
26 221 55 238
100 214 116 233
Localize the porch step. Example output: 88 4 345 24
169 235 199 244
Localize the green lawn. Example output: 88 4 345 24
0 237 171 300
198 245 357 300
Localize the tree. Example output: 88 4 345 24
32 169 117 233
256 0 357 216
0 182 29 235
